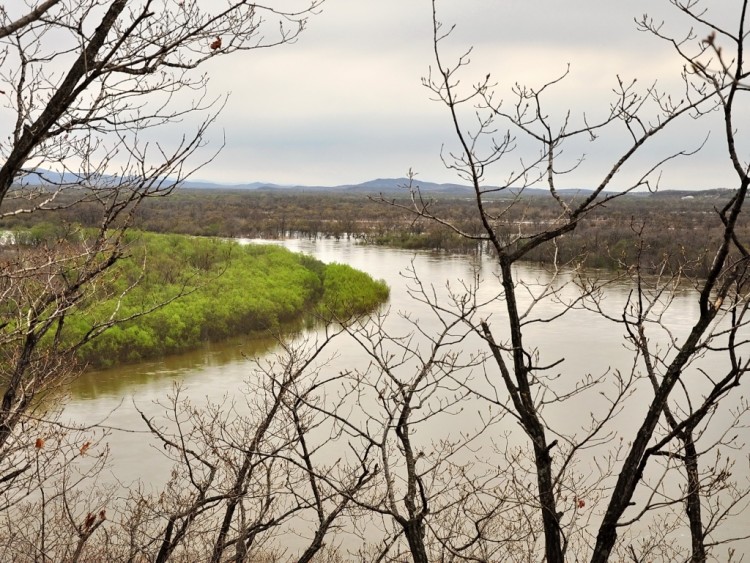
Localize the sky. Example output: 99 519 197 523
145 1 748 189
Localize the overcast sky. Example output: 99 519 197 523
194 0 744 190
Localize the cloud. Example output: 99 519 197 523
194 0 745 189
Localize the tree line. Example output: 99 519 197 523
4 187 739 277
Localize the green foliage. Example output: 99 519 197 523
12 222 73 246
65 233 388 368
319 263 390 318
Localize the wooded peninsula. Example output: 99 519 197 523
6 231 389 369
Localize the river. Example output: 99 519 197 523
63 237 749 559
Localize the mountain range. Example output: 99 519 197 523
178 177 476 194
16 170 733 199
177 177 612 197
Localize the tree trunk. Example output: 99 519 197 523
403 519 429 563
684 432 706 563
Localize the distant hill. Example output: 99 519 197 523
177 179 736 200
15 169 733 199
185 177 475 195
645 188 735 199
14 169 98 185
180 177 596 197
179 179 277 190
338 178 471 194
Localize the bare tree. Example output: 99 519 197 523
118 332 375 563
363 0 750 560
317 269 499 562
0 0 322 558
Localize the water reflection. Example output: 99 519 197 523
71 333 281 400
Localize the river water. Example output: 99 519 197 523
63 238 749 558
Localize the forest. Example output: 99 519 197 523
2 187 741 277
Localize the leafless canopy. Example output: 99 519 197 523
0 1 323 560
3 0 750 561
